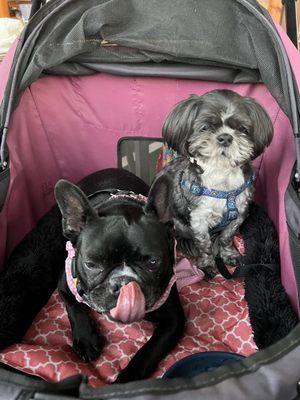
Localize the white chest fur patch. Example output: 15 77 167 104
189 159 251 234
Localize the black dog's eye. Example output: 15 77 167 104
85 262 104 273
239 126 249 134
85 262 96 269
148 258 160 270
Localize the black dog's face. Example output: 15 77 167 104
55 183 174 315
76 206 173 313
163 89 273 167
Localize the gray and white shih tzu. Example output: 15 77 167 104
149 89 273 277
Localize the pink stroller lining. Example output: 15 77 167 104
0 71 298 311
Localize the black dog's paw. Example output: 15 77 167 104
72 323 105 362
0 330 21 350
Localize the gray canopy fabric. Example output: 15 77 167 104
0 0 300 173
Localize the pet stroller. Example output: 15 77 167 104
0 0 300 399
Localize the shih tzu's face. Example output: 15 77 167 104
163 90 273 167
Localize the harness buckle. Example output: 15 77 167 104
71 258 77 278
227 210 238 220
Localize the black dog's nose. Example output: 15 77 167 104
111 282 121 295
217 133 233 147
110 277 133 296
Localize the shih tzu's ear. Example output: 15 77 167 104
162 95 203 156
244 97 274 158
55 180 97 243
145 174 173 223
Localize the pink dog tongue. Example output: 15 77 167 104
110 281 146 323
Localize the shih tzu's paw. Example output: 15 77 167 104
197 255 218 279
203 264 218 279
219 244 240 266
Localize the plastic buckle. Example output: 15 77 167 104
297 379 300 396
227 210 238 220
227 195 236 208
71 258 77 278
294 172 300 195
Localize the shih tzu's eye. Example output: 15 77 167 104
199 123 210 131
239 126 249 134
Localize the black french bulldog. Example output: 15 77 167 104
0 168 184 383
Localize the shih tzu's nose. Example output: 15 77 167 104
217 133 233 147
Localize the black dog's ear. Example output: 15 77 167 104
55 180 97 242
244 97 274 158
145 174 173 223
146 176 175 254
162 95 203 156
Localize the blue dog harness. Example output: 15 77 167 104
181 174 255 234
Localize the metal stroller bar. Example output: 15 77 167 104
30 0 47 19
282 0 298 48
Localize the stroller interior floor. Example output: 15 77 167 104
0 272 256 387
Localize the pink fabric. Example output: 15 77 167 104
175 258 205 291
0 23 299 315
0 39 18 101
65 242 84 304
0 236 255 387
0 278 256 386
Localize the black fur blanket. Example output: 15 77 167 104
240 204 298 349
